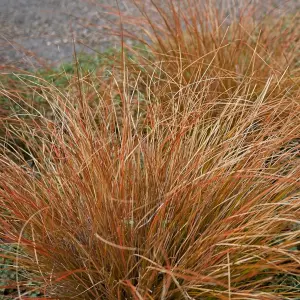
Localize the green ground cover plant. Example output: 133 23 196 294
0 1 299 299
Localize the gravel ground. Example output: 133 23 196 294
0 0 299 69
0 0 142 68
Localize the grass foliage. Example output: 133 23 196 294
0 1 299 299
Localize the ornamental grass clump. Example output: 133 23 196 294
0 1 299 299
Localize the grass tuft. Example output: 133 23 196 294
1 1 299 299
